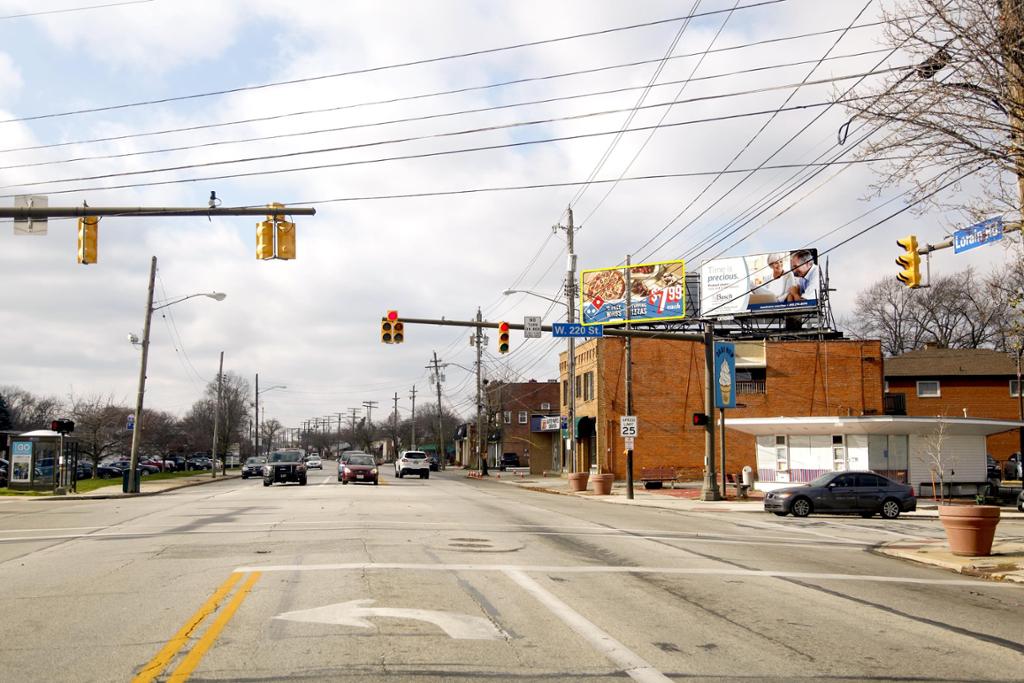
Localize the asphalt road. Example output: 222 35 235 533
0 468 1021 682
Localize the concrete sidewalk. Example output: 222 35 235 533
32 472 242 500
877 540 1024 584
481 471 1024 519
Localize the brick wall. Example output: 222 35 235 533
886 376 1023 460
562 338 884 481
486 380 560 470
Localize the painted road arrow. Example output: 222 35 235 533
274 599 505 640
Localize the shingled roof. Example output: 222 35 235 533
884 347 1017 377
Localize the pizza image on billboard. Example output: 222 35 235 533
700 249 820 318
580 260 685 325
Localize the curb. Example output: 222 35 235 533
29 474 242 501
873 543 1024 584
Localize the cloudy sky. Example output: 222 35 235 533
0 0 1010 429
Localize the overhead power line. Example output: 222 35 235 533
0 0 786 125
0 0 155 20
0 84 912 197
0 65 908 175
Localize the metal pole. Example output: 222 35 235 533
127 255 157 494
254 373 260 459
476 308 488 476
410 386 417 451
700 320 722 501
0 205 316 219
625 254 634 500
393 392 400 458
566 208 578 474
211 351 224 479
720 407 727 498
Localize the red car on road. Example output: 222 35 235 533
339 453 379 485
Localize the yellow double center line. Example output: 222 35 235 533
133 571 260 683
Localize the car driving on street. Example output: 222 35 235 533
395 451 430 479
262 450 308 486
764 471 916 519
339 453 379 485
305 454 323 470
241 456 266 479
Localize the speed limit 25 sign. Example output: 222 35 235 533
619 416 637 437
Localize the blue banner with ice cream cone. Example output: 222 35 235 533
714 342 736 409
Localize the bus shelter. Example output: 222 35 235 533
6 429 79 493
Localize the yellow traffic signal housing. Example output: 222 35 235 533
896 235 921 288
77 216 98 265
381 317 394 343
276 220 296 260
393 320 404 343
382 311 404 344
256 220 275 260
497 321 510 354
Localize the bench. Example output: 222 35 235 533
639 467 680 489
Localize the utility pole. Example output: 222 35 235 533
254 373 260 459
362 400 378 455
625 254 634 500
392 392 400 458
347 408 360 436
557 207 578 474
211 351 224 479
428 351 446 470
409 386 417 451
475 307 488 476
336 412 343 458
127 255 157 495
700 321 722 501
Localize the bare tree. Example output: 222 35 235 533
917 418 955 503
67 394 131 470
846 0 1024 222
0 386 63 431
259 418 283 452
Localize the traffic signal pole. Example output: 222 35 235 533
0 205 317 218
700 321 722 502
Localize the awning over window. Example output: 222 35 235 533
453 424 468 440
576 416 596 439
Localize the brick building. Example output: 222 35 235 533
484 380 560 474
884 345 1024 462
558 338 885 480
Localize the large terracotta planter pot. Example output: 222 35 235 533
592 473 614 495
568 472 589 492
938 505 1001 556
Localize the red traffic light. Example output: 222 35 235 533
692 413 709 427
498 321 510 333
387 310 399 322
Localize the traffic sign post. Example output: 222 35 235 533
619 415 637 437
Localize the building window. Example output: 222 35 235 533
582 372 595 401
1012 380 1021 398
518 411 528 424
884 381 889 393
562 381 568 406
916 381 941 398
775 435 788 472
503 411 511 424
541 402 551 410
575 375 582 398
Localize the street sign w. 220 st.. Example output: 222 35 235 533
552 322 603 338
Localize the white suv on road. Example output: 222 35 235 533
395 451 430 479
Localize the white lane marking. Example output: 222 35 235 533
504 569 671 683
809 518 932 540
0 528 865 550
230 562 1018 588
275 599 505 640
319 476 333 486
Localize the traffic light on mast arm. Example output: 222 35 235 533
497 321 510 354
895 235 921 288
256 219 275 260
381 310 404 344
276 220 296 260
77 216 98 265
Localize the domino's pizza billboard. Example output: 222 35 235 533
580 260 686 325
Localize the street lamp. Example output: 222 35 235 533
254 376 286 456
128 256 225 493
503 281 577 476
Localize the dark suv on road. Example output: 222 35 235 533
764 471 916 519
263 450 307 486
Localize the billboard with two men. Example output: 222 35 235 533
700 249 820 318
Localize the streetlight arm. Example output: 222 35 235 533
503 289 564 305
153 291 226 311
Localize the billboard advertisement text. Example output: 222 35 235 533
580 260 685 325
700 249 820 318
